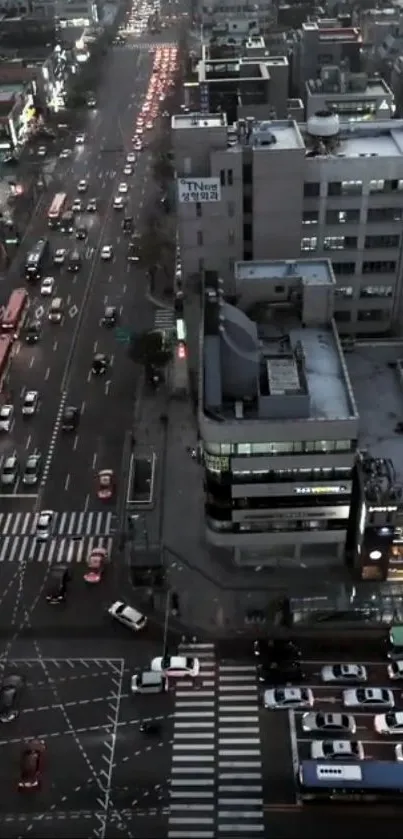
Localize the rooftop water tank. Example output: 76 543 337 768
307 110 340 138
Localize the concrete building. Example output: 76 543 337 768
173 111 403 338
199 0 275 34
0 0 103 24
305 67 394 121
291 20 362 98
199 258 359 567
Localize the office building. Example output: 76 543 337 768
291 20 362 98
305 67 394 121
199 0 275 34
0 0 103 24
199 258 359 567
173 112 403 337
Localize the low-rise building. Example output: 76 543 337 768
306 68 394 121
291 20 363 98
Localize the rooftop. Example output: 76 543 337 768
345 344 403 484
171 113 227 129
302 22 362 42
301 118 403 158
251 119 305 150
306 76 392 98
235 259 334 286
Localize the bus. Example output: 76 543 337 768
0 335 13 389
298 761 403 804
25 238 49 280
48 192 67 228
1 288 29 336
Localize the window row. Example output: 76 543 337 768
301 235 400 252
206 517 348 533
204 440 354 456
304 179 403 198
333 260 397 276
335 285 393 299
335 309 391 323
303 208 403 226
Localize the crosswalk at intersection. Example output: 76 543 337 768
0 511 114 538
0 534 113 564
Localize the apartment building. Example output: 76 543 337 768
305 67 394 121
172 112 403 337
291 20 362 98
199 259 359 567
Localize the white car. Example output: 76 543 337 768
126 152 136 163
40 276 55 296
0 404 14 432
374 711 403 734
264 687 314 710
321 664 368 684
59 148 71 159
77 179 88 193
22 391 39 417
302 711 356 734
53 250 66 265
118 182 128 194
151 655 200 678
343 687 395 708
387 661 403 680
1 454 18 485
72 199 82 212
108 601 147 631
75 133 85 144
113 196 124 209
134 140 143 151
36 510 54 540
123 165 133 176
101 245 113 260
310 740 365 761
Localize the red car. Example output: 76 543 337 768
18 739 46 790
96 469 114 501
83 547 107 584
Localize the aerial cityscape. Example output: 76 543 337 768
1 0 403 835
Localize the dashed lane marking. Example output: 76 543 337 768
41 392 67 488
1 657 124 665
0 714 173 746
21 693 129 714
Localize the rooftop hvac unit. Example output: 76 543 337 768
307 110 340 138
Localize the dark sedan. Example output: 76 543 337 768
0 673 25 722
257 660 305 686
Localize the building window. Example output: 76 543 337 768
334 310 352 323
302 210 319 225
198 257 204 272
196 202 202 218
243 223 252 241
197 230 203 246
335 286 353 298
301 236 317 252
243 195 252 213
363 260 396 274
303 182 320 197
243 163 252 184
204 440 355 456
341 180 362 195
228 201 235 218
360 285 393 298
326 209 360 224
367 207 403 223
227 169 233 186
184 157 192 174
333 262 356 275
358 309 388 322
229 257 234 272
365 234 400 249
369 179 385 193
220 169 225 187
385 179 403 192
328 182 341 196
323 236 357 250
228 229 235 245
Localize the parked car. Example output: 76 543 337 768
264 687 314 710
302 712 357 734
343 687 395 708
321 664 368 683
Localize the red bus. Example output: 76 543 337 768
1 288 29 337
0 335 13 389
48 192 67 228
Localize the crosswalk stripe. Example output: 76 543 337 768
0 535 113 563
0 511 114 539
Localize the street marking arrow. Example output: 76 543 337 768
35 306 44 319
69 305 78 318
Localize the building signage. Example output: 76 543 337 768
243 506 350 521
204 453 229 472
200 81 209 113
295 485 348 495
178 178 221 203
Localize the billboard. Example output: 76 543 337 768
178 178 221 203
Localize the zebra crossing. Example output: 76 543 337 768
0 511 114 539
0 534 113 564
168 643 264 838
154 307 175 331
122 41 177 50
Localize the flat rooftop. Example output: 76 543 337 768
251 119 305 150
235 259 335 287
306 78 391 97
0 84 22 96
345 344 403 483
302 118 403 158
172 113 227 129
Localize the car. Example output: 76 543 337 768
77 179 88 193
92 353 109 375
87 97 97 107
0 674 25 722
1 454 18 486
257 660 305 685
59 148 71 159
75 133 85 144
37 145 46 157
76 226 87 240
302 712 357 734
0 404 14 432
151 655 200 678
60 211 74 233
253 639 302 662
127 237 141 261
113 196 124 209
86 198 97 212
40 276 55 296
84 547 107 583
126 152 136 163
61 405 79 432
24 319 41 344
45 567 70 604
374 711 403 734
343 687 395 708
23 453 41 486
101 305 117 327
36 510 54 540
122 215 134 234
108 601 147 631
118 182 128 194
134 140 143 151
96 469 115 500
101 245 113 260
263 687 314 710
396 743 403 761
123 165 133 176
18 739 46 790
321 664 368 684
72 198 82 212
22 390 39 417
310 740 365 761
387 661 403 680
53 249 66 265
146 121 153 130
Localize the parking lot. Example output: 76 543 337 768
0 657 174 837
